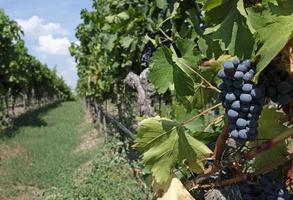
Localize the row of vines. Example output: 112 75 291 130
72 0 293 199
0 10 72 130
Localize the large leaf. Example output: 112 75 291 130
149 45 195 96
149 47 174 94
133 117 212 183
203 0 230 11
247 1 293 80
251 107 288 171
204 1 255 59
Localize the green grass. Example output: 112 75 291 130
0 101 100 198
45 136 149 200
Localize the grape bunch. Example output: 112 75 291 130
141 43 153 64
259 66 293 105
218 58 265 141
240 172 292 200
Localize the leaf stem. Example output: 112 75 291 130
181 103 222 126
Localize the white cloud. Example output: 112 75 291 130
36 35 70 55
59 58 78 89
16 16 69 39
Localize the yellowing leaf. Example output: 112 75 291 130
133 117 212 184
153 176 195 200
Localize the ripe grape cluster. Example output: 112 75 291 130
259 66 293 105
218 58 265 141
240 172 292 200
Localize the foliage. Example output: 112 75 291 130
73 0 293 192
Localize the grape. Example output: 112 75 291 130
233 80 243 88
224 79 233 86
224 61 235 72
242 59 252 67
234 89 242 97
231 101 240 110
230 130 239 138
228 109 238 119
231 58 240 65
241 104 250 112
249 105 260 114
218 83 226 91
277 81 291 94
251 88 262 99
217 69 226 79
238 129 248 140
237 63 247 72
234 71 244 80
236 118 247 129
219 58 265 142
277 94 289 105
242 83 253 93
243 72 254 81
239 172 292 200
248 120 258 128
225 93 236 102
240 94 252 103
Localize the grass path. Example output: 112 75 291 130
0 101 102 199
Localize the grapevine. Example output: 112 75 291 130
72 0 293 199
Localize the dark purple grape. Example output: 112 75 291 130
217 70 226 79
228 109 239 119
251 88 262 99
234 89 242 97
218 83 226 91
224 79 233 86
224 61 235 72
233 80 243 88
240 94 252 103
242 84 253 93
249 105 260 114
243 72 254 81
242 59 252 67
230 130 239 138
248 120 258 128
241 104 250 112
238 129 248 140
237 63 248 72
236 118 247 129
225 93 236 102
277 81 291 94
234 71 244 80
231 58 240 65
277 94 289 105
231 101 240 110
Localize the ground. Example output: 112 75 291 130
0 100 148 200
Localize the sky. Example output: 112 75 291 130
0 0 93 90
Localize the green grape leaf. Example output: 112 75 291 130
149 46 195 96
247 1 293 81
149 47 174 94
173 104 205 132
203 0 230 11
251 107 287 171
156 0 168 10
133 117 212 183
204 1 255 59
120 36 134 49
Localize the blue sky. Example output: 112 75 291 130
0 0 92 89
